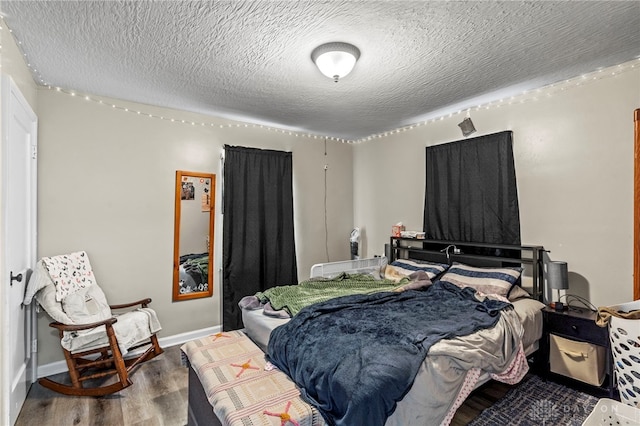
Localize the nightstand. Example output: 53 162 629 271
541 306 616 397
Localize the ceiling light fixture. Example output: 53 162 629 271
311 42 360 83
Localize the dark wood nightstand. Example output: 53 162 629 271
541 306 616 397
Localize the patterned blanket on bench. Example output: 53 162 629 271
181 330 326 426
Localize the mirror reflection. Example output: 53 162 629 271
173 170 215 301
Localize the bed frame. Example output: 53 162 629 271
187 366 221 426
186 238 546 426
388 237 545 302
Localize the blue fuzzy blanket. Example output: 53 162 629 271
267 281 511 426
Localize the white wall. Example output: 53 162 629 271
35 90 353 366
354 65 640 308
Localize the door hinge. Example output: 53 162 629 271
32 339 37 353
31 145 37 160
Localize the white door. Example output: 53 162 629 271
2 75 38 425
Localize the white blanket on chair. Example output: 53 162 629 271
23 261 52 305
61 307 162 356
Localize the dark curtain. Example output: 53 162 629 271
423 131 521 245
222 145 298 331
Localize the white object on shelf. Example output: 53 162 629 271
607 300 640 407
310 257 386 278
582 398 640 425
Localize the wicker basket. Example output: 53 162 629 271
608 300 640 407
582 398 640 425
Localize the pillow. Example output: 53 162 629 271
437 262 522 298
36 280 112 325
388 259 450 280
507 284 531 301
60 284 112 325
34 276 74 324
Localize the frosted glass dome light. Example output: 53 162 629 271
311 42 361 83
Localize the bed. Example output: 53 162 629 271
178 252 209 294
182 240 546 426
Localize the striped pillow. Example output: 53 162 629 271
388 259 450 280
438 262 522 297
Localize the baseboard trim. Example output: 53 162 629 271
37 325 221 379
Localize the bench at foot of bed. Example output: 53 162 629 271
181 330 326 426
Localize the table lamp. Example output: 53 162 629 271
548 261 569 310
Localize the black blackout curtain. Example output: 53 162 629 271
222 145 298 331
423 131 521 245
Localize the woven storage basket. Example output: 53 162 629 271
608 300 640 407
582 398 640 425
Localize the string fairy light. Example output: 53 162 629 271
351 57 640 143
3 17 639 145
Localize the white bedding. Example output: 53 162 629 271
242 307 288 352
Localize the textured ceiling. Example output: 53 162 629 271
1 1 639 141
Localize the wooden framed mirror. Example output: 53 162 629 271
173 170 215 301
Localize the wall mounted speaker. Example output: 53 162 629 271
458 117 476 136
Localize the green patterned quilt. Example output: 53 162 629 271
255 273 417 316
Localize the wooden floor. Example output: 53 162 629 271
451 380 512 426
16 345 188 426
16 344 513 426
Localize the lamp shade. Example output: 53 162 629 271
311 42 360 82
548 261 569 290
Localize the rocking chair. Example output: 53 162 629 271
24 251 164 396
